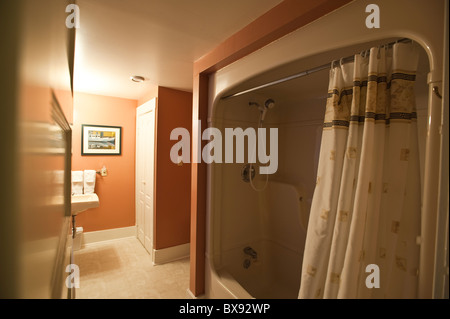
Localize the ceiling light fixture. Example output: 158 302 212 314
130 75 145 83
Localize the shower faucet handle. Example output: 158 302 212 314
243 246 257 259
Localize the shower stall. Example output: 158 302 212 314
210 91 322 298
204 0 446 299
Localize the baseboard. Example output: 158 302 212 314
152 243 190 265
82 226 137 246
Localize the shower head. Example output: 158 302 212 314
250 99 275 122
265 99 275 110
260 99 275 122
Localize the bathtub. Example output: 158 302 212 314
207 181 309 299
217 239 303 299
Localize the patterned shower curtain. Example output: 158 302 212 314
298 42 422 299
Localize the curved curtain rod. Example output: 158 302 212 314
221 38 412 100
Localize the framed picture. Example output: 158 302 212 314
82 124 122 155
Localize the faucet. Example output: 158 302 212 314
243 246 257 259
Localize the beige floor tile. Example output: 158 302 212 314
74 237 190 299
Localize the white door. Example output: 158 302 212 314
136 98 156 255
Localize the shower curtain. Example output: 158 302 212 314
299 42 421 299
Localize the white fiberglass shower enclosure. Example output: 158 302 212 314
205 0 447 299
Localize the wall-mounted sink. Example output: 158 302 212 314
71 193 99 215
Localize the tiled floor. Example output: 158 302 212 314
73 237 190 299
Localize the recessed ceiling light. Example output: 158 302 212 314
130 75 145 83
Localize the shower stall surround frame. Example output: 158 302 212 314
203 0 447 299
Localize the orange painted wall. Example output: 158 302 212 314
72 92 137 232
153 87 192 250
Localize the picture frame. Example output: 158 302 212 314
82 124 122 155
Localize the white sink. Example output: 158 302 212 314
71 193 99 215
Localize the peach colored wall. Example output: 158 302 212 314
72 92 137 232
153 87 192 250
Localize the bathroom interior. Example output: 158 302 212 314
0 0 447 300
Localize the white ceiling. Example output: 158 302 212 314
73 0 283 100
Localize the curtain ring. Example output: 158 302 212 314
393 38 400 49
340 57 344 67
331 59 337 69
